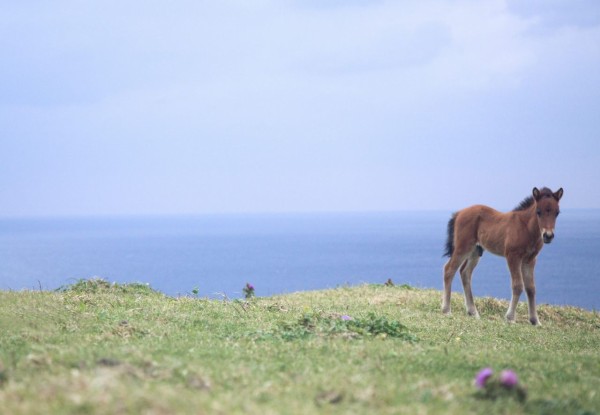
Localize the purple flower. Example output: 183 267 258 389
474 368 494 389
340 315 352 321
500 370 519 388
243 283 255 299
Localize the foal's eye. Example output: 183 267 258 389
556 211 560 217
536 209 542 217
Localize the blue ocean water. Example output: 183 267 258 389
0 211 598 310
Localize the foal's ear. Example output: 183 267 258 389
532 187 541 200
554 188 564 201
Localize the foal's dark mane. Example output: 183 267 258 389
512 187 554 212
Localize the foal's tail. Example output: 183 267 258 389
443 213 457 258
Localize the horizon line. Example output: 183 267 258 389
1 207 599 221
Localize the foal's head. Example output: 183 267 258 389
533 187 563 243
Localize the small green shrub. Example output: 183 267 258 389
346 312 416 340
265 311 417 341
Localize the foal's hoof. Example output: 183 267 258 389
467 311 480 319
530 318 541 326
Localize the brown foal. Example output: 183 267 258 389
442 187 563 325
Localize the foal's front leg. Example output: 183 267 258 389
505 254 524 323
522 259 540 325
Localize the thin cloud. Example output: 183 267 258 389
0 0 599 216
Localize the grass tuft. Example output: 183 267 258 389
57 278 161 296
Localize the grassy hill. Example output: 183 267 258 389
0 279 598 414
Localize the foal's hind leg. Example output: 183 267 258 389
460 248 481 318
442 251 470 314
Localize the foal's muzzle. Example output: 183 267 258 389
543 231 555 244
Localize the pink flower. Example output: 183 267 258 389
340 315 352 321
474 368 493 389
500 370 519 388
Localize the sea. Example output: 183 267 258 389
1 210 599 310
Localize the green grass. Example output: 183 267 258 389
1 278 599 414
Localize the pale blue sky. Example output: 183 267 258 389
1 0 599 217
